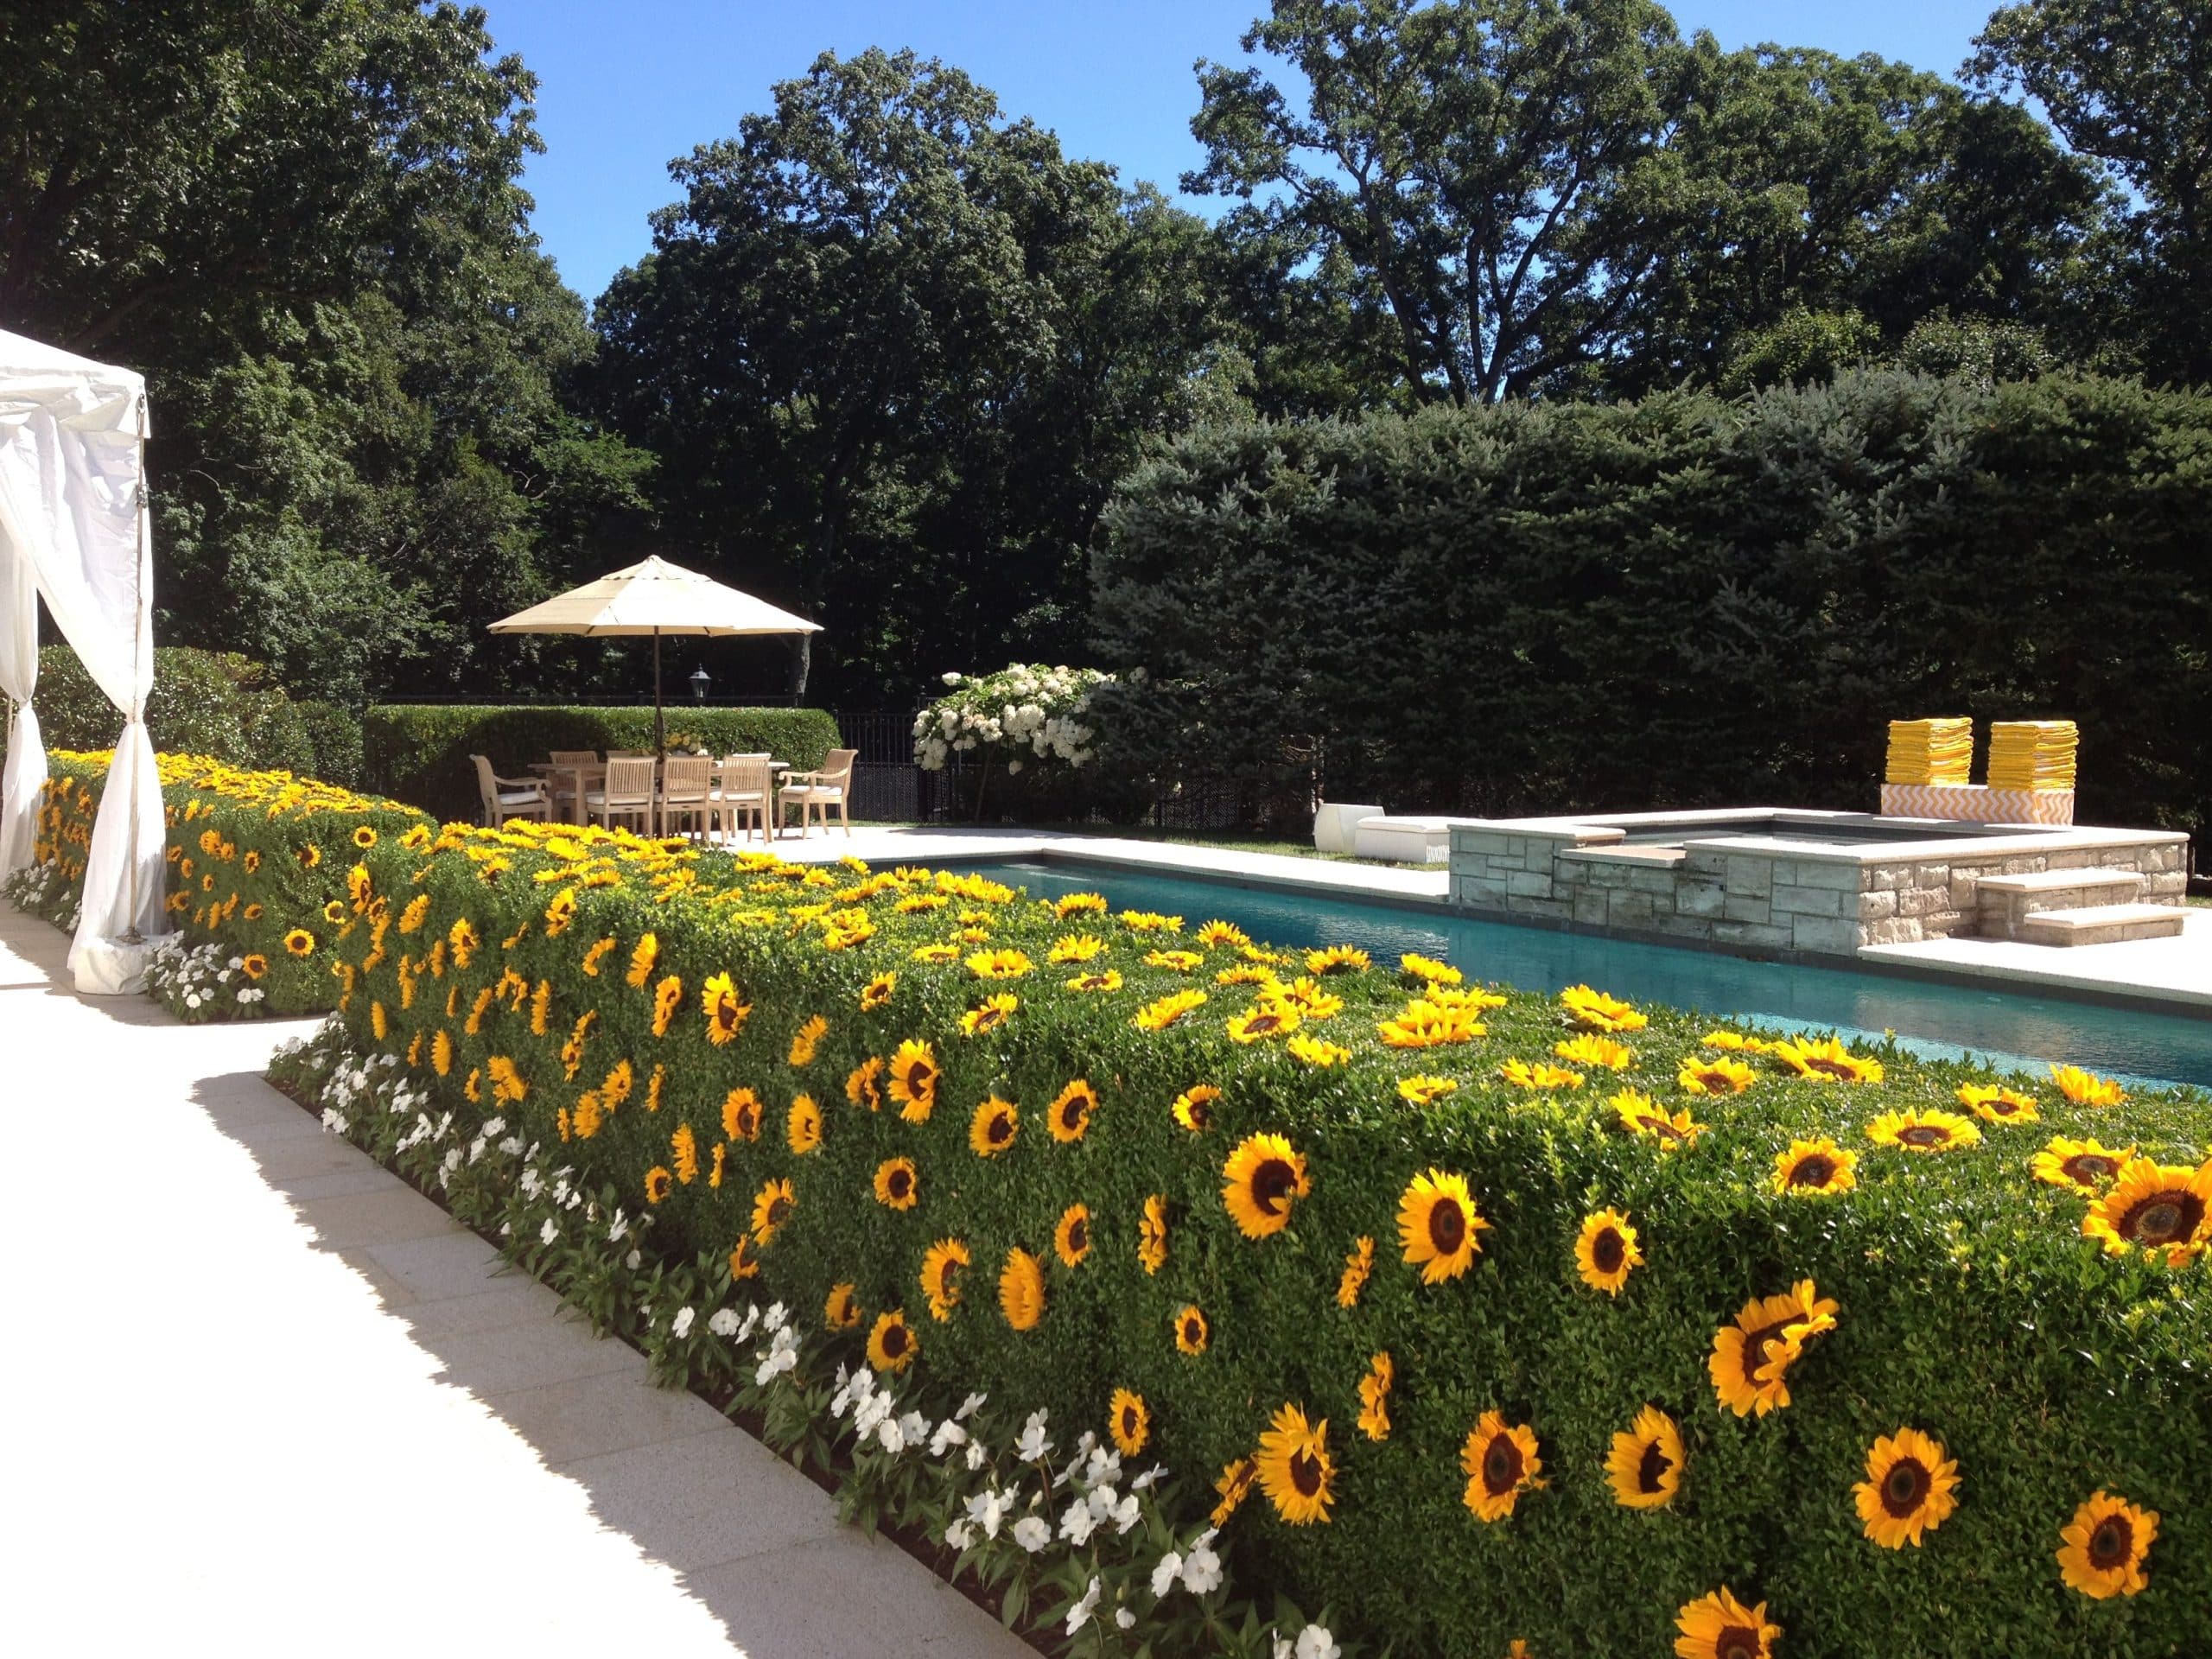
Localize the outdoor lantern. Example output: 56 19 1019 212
689 665 710 702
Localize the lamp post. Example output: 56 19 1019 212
690 665 710 703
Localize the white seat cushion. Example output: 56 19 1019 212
783 785 842 801
495 790 543 806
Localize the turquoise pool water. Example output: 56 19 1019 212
957 858 2212 1092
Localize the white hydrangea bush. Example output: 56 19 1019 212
912 664 1114 776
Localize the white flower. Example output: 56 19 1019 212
1274 1639 1294 1659
1065 1577 1101 1636
943 1518 974 1551
877 1417 906 1454
734 1305 760 1341
1131 1464 1166 1491
966 1488 1011 1540
965 1440 988 1471
1011 1516 1051 1554
942 671 963 685
1296 1625 1342 1659
1058 1496 1097 1546
899 1410 929 1446
1116 1609 1136 1630
764 1301 788 1332
1014 1409 1052 1463
931 1420 969 1457
625 1249 642 1270
957 1391 987 1421
670 1307 696 1339
607 1210 630 1243
1181 1538 1224 1594
1151 1551 1185 1597
539 1218 558 1245
480 1116 506 1137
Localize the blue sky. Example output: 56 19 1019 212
491 0 2011 306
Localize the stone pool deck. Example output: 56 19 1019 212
0 903 1029 1658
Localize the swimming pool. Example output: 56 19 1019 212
957 858 2212 1092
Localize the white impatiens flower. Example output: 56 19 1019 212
1010 1516 1051 1554
1295 1625 1342 1659
625 1249 643 1270
1065 1577 1101 1636
707 1307 741 1338
1058 1496 1097 1546
964 1440 988 1472
930 1419 969 1457
1116 1608 1136 1630
1014 1409 1052 1463
943 1518 975 1551
670 1306 696 1339
1180 1532 1224 1594
956 1392 987 1421
965 1488 1012 1540
539 1218 559 1245
1151 1551 1185 1597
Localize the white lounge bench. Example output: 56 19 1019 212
1354 817 1454 864
1313 803 1384 854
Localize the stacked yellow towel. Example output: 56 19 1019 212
1986 721 2078 791
1885 718 1974 785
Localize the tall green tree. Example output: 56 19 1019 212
592 49 1234 703
1974 0 2212 382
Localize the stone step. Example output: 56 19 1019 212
1974 868 2148 939
2013 903 2188 948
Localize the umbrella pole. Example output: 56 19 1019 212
652 626 664 760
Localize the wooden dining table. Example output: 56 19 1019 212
528 758 789 832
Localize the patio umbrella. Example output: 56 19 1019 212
488 555 822 756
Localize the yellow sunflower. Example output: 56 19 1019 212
750 1178 795 1247
1397 1169 1489 1283
959 994 1018 1037
1673 1588 1779 1659
911 943 960 963
846 1055 885 1112
2051 1063 2126 1107
1135 988 1209 1030
1957 1082 2039 1123
1460 1410 1543 1522
787 1093 823 1154
867 1310 917 1373
1054 1202 1093 1267
1055 892 1108 918
1555 1033 1634 1071
1357 1351 1393 1441
1853 1427 1961 1548
2081 1157 2212 1267
1222 1133 1310 1238
1109 1389 1150 1456
722 1086 764 1142
644 1165 674 1205
1771 1137 1857 1196
1397 1074 1460 1105
1708 1279 1838 1417
2056 1491 2158 1599
966 948 1033 979
1146 948 1204 973
1287 1033 1353 1067
1574 1209 1643 1294
1559 984 1648 1033
998 1246 1046 1331
1605 1405 1684 1510
1867 1109 1981 1154
1175 1303 1210 1355
873 1156 918 1211
1064 969 1124 993
283 928 316 957
240 954 269 981
651 974 684 1038
699 972 750 1046
1173 1084 1221 1132
1049 1078 1100 1142
1305 944 1370 976
887 1038 940 1123
1049 932 1106 963
1274 976 1344 1020
1210 1457 1254 1523
1197 918 1250 946
2031 1135 2136 1195
1337 1236 1376 1307
727 1236 759 1281
1226 1004 1301 1043
788 1014 828 1065
1502 1058 1583 1090
823 1281 861 1330
1139 1194 1170 1273
1255 1402 1336 1524
1702 1030 1770 1054
1376 998 1486 1048
1400 951 1461 987
859 971 897 1011
1678 1057 1756 1095
921 1237 970 1320
1770 1035 1884 1084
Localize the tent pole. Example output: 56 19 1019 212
652 626 664 760
120 404 149 944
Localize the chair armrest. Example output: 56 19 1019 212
781 769 825 784
493 773 547 791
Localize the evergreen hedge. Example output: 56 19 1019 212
21 645 317 776
359 703 842 821
1093 370 2212 849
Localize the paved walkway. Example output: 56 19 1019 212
0 904 1030 1658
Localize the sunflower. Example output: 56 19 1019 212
1461 1411 1543 1522
644 1166 675 1205
651 974 684 1038
846 1056 885 1112
823 1281 861 1330
721 1234 757 1280
1175 1304 1210 1355
1139 1194 1170 1273
1867 1109 1981 1154
1288 1033 1353 1067
1337 1236 1376 1307
2051 1063 2126 1107
1397 1074 1460 1106
998 1246 1046 1331
873 1156 919 1211
283 928 315 957
750 1178 795 1247
1772 1137 1857 1196
1770 1035 1885 1084
722 1087 764 1142
1708 1279 1839 1417
1223 1134 1311 1238
1502 1058 1583 1090
1210 1457 1254 1523
322 899 346 925
1109 1389 1151 1456
1173 1084 1221 1132
1146 949 1205 973
1135 988 1209 1030
1575 1209 1643 1294
1606 1405 1684 1510
1226 1005 1301 1043
1678 1057 1756 1095
911 943 960 963
1049 932 1106 963
671 1123 700 1185
787 1093 823 1154
867 1310 917 1373
859 971 897 1011
353 824 378 849
1306 944 1370 976
1559 984 1648 1033
1357 1351 1393 1440
1065 969 1123 993
239 954 269 981
1957 1082 2039 1123
626 933 659 988
959 994 1018 1037
2082 1157 2212 1267
887 1038 940 1122
430 1030 454 1077
1376 998 1486 1047
1397 1169 1489 1282
1673 1588 1778 1659
788 1014 828 1065
1034 1205 1090 1273
1019 1083 1091 1152
966 948 1034 980
921 1237 971 1320
2056 1491 2158 1599
2031 1135 2136 1195
1555 1033 1634 1071
1702 1029 1771 1054
1255 1403 1336 1524
1853 1427 1961 1548
1400 951 1462 988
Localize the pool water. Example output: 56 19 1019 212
959 859 2212 1093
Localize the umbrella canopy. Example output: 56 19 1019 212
488 556 821 755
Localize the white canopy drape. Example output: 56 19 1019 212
0 328 168 993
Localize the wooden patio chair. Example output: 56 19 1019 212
545 749 599 819
779 748 856 838
713 753 775 842
472 754 550 827
585 756 658 834
659 755 715 839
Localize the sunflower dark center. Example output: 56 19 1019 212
1738 1320 1793 1387
1714 1627 1762 1659
1897 1125 1950 1147
888 1169 911 1198
1428 1198 1467 1255
1592 1229 1626 1274
882 1325 908 1357
1881 1457 1932 1517
2119 1192 2203 1243
2063 1154 2118 1185
985 1113 1011 1143
1247 1014 1284 1035
1068 1217 1089 1254
1120 1406 1138 1436
1186 1101 1211 1127
1182 1317 1203 1344
1481 1435 1523 1495
1638 1114 1686 1141
767 1197 791 1226
1251 1159 1298 1214
1289 1450 1324 1497
1789 1154 1836 1188
1636 1441 1672 1493
2088 1515 2133 1568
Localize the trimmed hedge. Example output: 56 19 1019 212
22 645 315 775
1093 370 2212 848
295 815 2208 1657
360 703 843 822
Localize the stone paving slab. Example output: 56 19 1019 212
0 904 1031 1659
